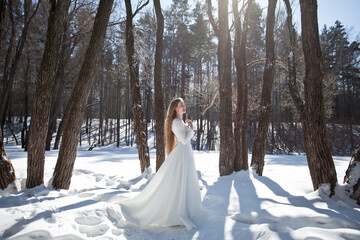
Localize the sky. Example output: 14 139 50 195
317 0 360 41
159 0 360 42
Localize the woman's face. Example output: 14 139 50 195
175 101 186 115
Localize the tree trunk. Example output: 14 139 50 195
1 1 15 129
116 75 122 148
207 0 234 176
26 0 71 188
99 74 104 145
218 0 234 175
21 55 30 149
233 0 252 172
52 0 114 190
153 0 165 171
285 0 337 193
46 22 70 151
0 0 35 129
125 0 150 173
0 0 5 50
251 0 277 176
0 127 16 190
299 0 337 192
284 0 305 117
53 111 66 150
196 116 201 150
344 136 360 205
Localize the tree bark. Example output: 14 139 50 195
283 0 305 117
233 0 252 172
46 21 71 151
300 0 337 192
52 0 114 190
26 0 71 188
99 72 104 145
344 136 360 205
153 0 165 171
207 0 234 176
1 1 15 129
0 127 16 190
53 110 66 150
116 77 122 148
21 55 30 149
251 0 277 176
125 0 151 173
0 0 37 129
0 0 6 50
285 0 337 193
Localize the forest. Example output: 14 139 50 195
0 0 360 202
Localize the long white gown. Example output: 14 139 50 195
120 118 206 230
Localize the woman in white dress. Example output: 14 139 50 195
120 98 206 230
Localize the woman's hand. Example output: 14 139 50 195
185 119 193 130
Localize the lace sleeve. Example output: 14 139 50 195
172 118 193 144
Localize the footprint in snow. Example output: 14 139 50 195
268 223 292 232
313 216 331 225
112 229 124 236
115 182 131 190
77 192 95 198
106 205 123 223
94 173 105 182
75 216 109 237
264 215 279 223
78 224 109 238
73 169 94 175
104 175 118 187
75 216 103 226
231 213 257 224
105 179 115 186
232 213 292 233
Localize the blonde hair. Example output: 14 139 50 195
165 98 183 155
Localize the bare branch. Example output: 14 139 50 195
247 58 289 72
107 20 126 27
201 88 219 116
206 0 219 37
28 0 41 23
133 0 150 18
275 60 289 71
247 58 266 68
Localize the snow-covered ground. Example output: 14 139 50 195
1 144 360 240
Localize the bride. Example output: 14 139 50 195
120 98 206 230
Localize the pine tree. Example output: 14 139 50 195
320 21 360 151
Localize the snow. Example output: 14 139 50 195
347 162 360 187
1 144 360 240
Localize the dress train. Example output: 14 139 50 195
120 118 206 230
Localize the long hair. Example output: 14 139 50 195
165 98 183 155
